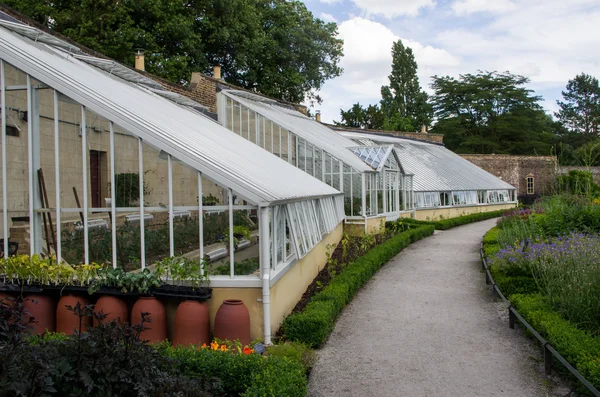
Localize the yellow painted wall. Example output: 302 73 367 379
344 216 387 236
415 203 515 221
268 222 343 335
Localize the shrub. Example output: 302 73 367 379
266 342 316 375
511 294 600 393
281 225 434 347
433 209 509 230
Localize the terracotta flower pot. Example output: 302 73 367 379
56 295 91 335
214 299 250 346
94 295 129 326
23 294 55 335
173 300 210 347
0 292 13 306
131 297 167 343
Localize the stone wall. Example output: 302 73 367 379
461 154 558 198
328 125 444 144
558 166 600 185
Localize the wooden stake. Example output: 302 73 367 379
73 186 84 224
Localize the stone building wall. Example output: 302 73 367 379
461 154 558 199
558 166 600 185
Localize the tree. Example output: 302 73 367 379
555 73 600 135
337 39 431 131
336 103 384 130
430 71 557 155
4 0 343 103
379 40 432 131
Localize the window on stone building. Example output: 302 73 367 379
526 175 535 195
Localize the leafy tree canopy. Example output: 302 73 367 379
430 71 558 155
555 73 600 135
6 0 343 103
337 39 431 132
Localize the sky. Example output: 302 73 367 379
303 0 600 125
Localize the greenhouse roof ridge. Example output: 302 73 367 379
0 23 342 206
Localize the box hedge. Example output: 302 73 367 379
281 225 434 348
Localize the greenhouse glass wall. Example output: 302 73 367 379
338 130 517 211
217 90 415 221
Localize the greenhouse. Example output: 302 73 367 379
0 18 346 342
217 90 415 223
337 130 517 215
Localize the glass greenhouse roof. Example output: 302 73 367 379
349 145 395 171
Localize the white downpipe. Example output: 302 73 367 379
260 206 272 345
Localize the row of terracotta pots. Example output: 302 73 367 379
0 292 251 346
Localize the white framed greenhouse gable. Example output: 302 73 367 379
217 90 416 223
0 19 346 343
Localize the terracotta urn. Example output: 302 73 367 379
56 295 91 335
173 300 210 347
23 294 55 334
94 295 129 326
131 297 167 343
214 299 250 346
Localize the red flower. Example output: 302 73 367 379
243 346 253 355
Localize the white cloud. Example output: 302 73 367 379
310 17 459 123
452 0 517 15
319 0 341 4
351 0 435 18
319 12 337 23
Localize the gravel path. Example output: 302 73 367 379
308 219 569 397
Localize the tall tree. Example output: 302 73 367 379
430 71 557 155
380 40 431 131
337 39 431 131
555 73 600 135
4 0 343 103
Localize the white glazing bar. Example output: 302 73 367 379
350 168 354 216
303 140 307 172
382 170 387 214
138 137 146 268
271 207 277 269
198 171 204 275
0 61 7 257
247 107 250 141
295 137 299 167
168 154 174 257
287 130 292 163
279 126 282 159
312 146 316 177
321 150 325 182
228 188 234 278
53 90 61 262
395 172 400 214
109 122 117 268
81 105 89 264
361 173 366 216
230 98 233 129
27 75 34 256
339 160 344 194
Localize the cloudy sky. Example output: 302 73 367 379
303 0 600 124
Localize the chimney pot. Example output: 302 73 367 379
315 110 321 123
213 66 221 79
134 49 145 71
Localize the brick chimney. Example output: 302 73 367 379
213 66 221 80
134 49 145 71
315 110 321 123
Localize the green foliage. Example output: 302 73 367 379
265 342 316 375
6 0 343 104
88 267 161 295
430 71 558 155
337 39 431 131
214 257 260 276
432 209 509 230
153 256 209 288
114 172 145 207
165 345 307 397
281 225 434 347
511 294 600 393
555 73 600 136
556 170 600 197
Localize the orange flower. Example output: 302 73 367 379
243 346 252 355
201 343 207 349
211 341 219 350
220 344 228 352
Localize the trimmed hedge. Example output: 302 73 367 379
164 346 307 397
511 294 600 393
402 209 509 230
281 225 435 348
483 227 600 393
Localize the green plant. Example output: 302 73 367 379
265 342 316 375
154 256 209 288
213 257 260 276
114 172 150 207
